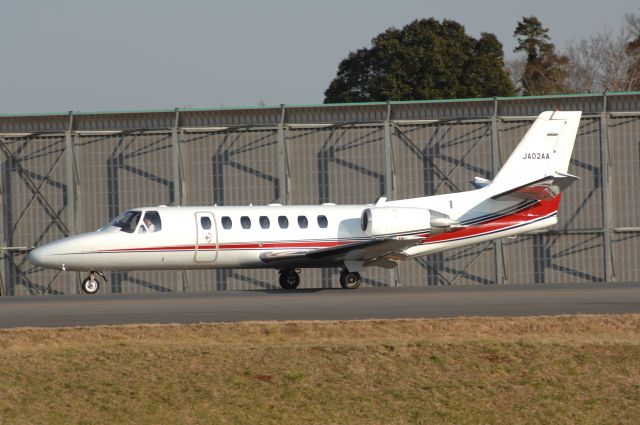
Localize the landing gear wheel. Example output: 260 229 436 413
81 276 100 295
81 271 106 295
340 271 361 289
279 269 300 290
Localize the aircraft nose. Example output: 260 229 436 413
27 246 48 268
27 245 61 269
26 235 92 271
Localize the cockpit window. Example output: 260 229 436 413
141 211 162 233
107 210 142 233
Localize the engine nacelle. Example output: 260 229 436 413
361 207 463 237
361 207 432 237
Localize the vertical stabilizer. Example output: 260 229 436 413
490 111 582 194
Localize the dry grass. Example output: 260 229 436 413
0 315 639 424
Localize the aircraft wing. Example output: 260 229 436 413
259 236 422 264
491 172 579 202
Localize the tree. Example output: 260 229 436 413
466 33 518 98
563 12 640 93
513 16 569 95
504 57 526 94
323 19 515 103
625 13 640 90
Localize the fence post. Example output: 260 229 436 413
0 135 5 295
277 104 289 205
0 222 4 295
65 112 77 234
384 101 399 286
600 93 615 282
171 109 189 291
65 112 81 293
491 98 505 284
172 109 185 206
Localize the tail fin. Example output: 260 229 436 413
490 111 582 195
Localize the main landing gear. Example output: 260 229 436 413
339 270 361 289
278 268 362 290
81 271 106 295
279 269 300 290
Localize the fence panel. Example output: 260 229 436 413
392 121 495 286
0 135 71 294
502 233 606 284
1 94 639 295
393 121 492 200
287 125 390 287
180 129 280 291
610 115 640 229
75 131 180 293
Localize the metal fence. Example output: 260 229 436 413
1 92 639 295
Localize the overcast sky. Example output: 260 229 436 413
2 0 638 114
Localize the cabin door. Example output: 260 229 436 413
194 212 218 262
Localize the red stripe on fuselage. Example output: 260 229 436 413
97 239 359 254
421 195 561 244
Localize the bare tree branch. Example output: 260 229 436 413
565 13 640 92
505 58 526 95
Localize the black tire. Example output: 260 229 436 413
81 276 100 295
339 271 361 289
279 270 300 290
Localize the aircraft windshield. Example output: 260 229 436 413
104 210 142 233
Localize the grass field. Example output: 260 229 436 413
1 315 639 424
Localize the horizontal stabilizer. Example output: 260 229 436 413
470 176 491 189
491 172 579 202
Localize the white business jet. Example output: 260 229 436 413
28 111 582 294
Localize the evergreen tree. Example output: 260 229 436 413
324 19 515 103
513 16 569 95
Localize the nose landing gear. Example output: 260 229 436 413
81 271 107 295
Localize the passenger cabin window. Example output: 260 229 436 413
298 215 308 229
278 216 289 229
200 216 212 230
259 216 270 229
241 216 251 229
221 216 232 229
317 215 328 228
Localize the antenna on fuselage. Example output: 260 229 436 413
375 197 387 206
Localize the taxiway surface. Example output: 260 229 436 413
0 283 640 328
1 282 639 328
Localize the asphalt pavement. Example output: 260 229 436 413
1 282 639 328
